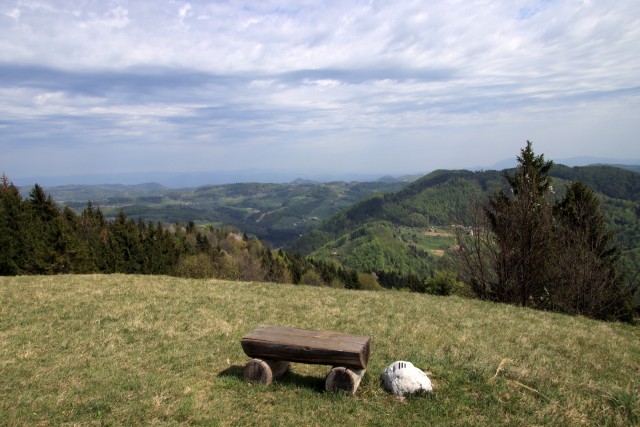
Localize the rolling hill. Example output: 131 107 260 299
29 179 414 248
289 165 640 279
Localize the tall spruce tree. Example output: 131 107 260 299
0 175 27 275
553 181 633 320
79 201 109 272
109 210 144 273
484 141 555 306
26 184 62 273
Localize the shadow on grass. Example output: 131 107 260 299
218 365 244 379
218 364 325 392
278 370 326 392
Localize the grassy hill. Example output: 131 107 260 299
1 275 638 426
290 165 640 279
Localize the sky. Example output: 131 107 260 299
1 0 639 183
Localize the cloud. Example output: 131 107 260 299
0 0 639 179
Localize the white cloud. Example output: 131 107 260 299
5 8 20 20
32 91 65 106
77 6 129 30
178 3 191 18
1 0 639 177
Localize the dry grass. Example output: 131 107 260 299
1 274 639 426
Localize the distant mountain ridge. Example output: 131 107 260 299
486 157 640 170
11 170 417 188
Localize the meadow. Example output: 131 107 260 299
1 275 638 426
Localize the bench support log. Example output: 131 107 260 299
243 359 290 385
325 367 366 394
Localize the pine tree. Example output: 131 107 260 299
552 181 633 320
79 201 108 272
109 210 144 273
26 184 62 273
0 175 27 275
484 141 555 306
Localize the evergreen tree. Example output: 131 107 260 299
109 210 144 273
484 141 555 306
50 207 91 273
79 201 109 272
0 175 27 275
552 181 634 320
26 184 62 273
143 221 180 275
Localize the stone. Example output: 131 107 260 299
381 361 433 397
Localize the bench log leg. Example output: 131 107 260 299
325 367 366 394
243 359 290 385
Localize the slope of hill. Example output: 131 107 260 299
612 164 640 173
290 165 640 278
1 274 638 426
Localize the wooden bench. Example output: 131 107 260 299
240 325 371 394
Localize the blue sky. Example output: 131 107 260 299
1 0 639 181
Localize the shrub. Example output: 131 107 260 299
357 272 383 291
174 253 216 279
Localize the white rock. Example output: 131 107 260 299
381 361 433 397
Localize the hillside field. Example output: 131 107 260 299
1 275 639 426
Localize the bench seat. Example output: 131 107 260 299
240 325 371 369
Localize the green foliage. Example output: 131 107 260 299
552 164 640 201
1 182 180 277
3 162 638 321
290 163 639 298
484 141 556 306
357 272 383 291
300 269 324 286
0 176 26 275
552 181 634 321
310 221 436 278
424 270 467 296
26 166 638 287
174 253 217 279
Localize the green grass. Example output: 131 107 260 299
1 275 638 426
397 226 456 256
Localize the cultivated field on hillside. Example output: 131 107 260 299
1 275 638 426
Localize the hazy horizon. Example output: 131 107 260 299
8 155 639 188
